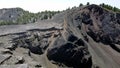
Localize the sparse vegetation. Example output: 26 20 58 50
0 3 120 26
0 9 60 26
87 2 90 5
100 3 120 12
79 3 83 7
0 20 15 25
37 10 60 20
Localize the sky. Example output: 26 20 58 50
0 0 119 13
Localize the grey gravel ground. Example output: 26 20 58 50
0 22 62 36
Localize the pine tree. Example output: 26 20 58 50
79 3 83 7
87 2 90 5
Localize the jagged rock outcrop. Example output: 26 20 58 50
47 35 92 68
0 4 120 68
47 4 120 68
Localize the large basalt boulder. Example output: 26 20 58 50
47 32 92 68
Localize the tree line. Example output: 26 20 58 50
79 2 120 12
99 3 120 12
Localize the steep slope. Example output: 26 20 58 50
0 8 23 21
0 4 119 68
47 4 120 68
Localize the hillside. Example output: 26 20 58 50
0 8 60 25
0 4 119 68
